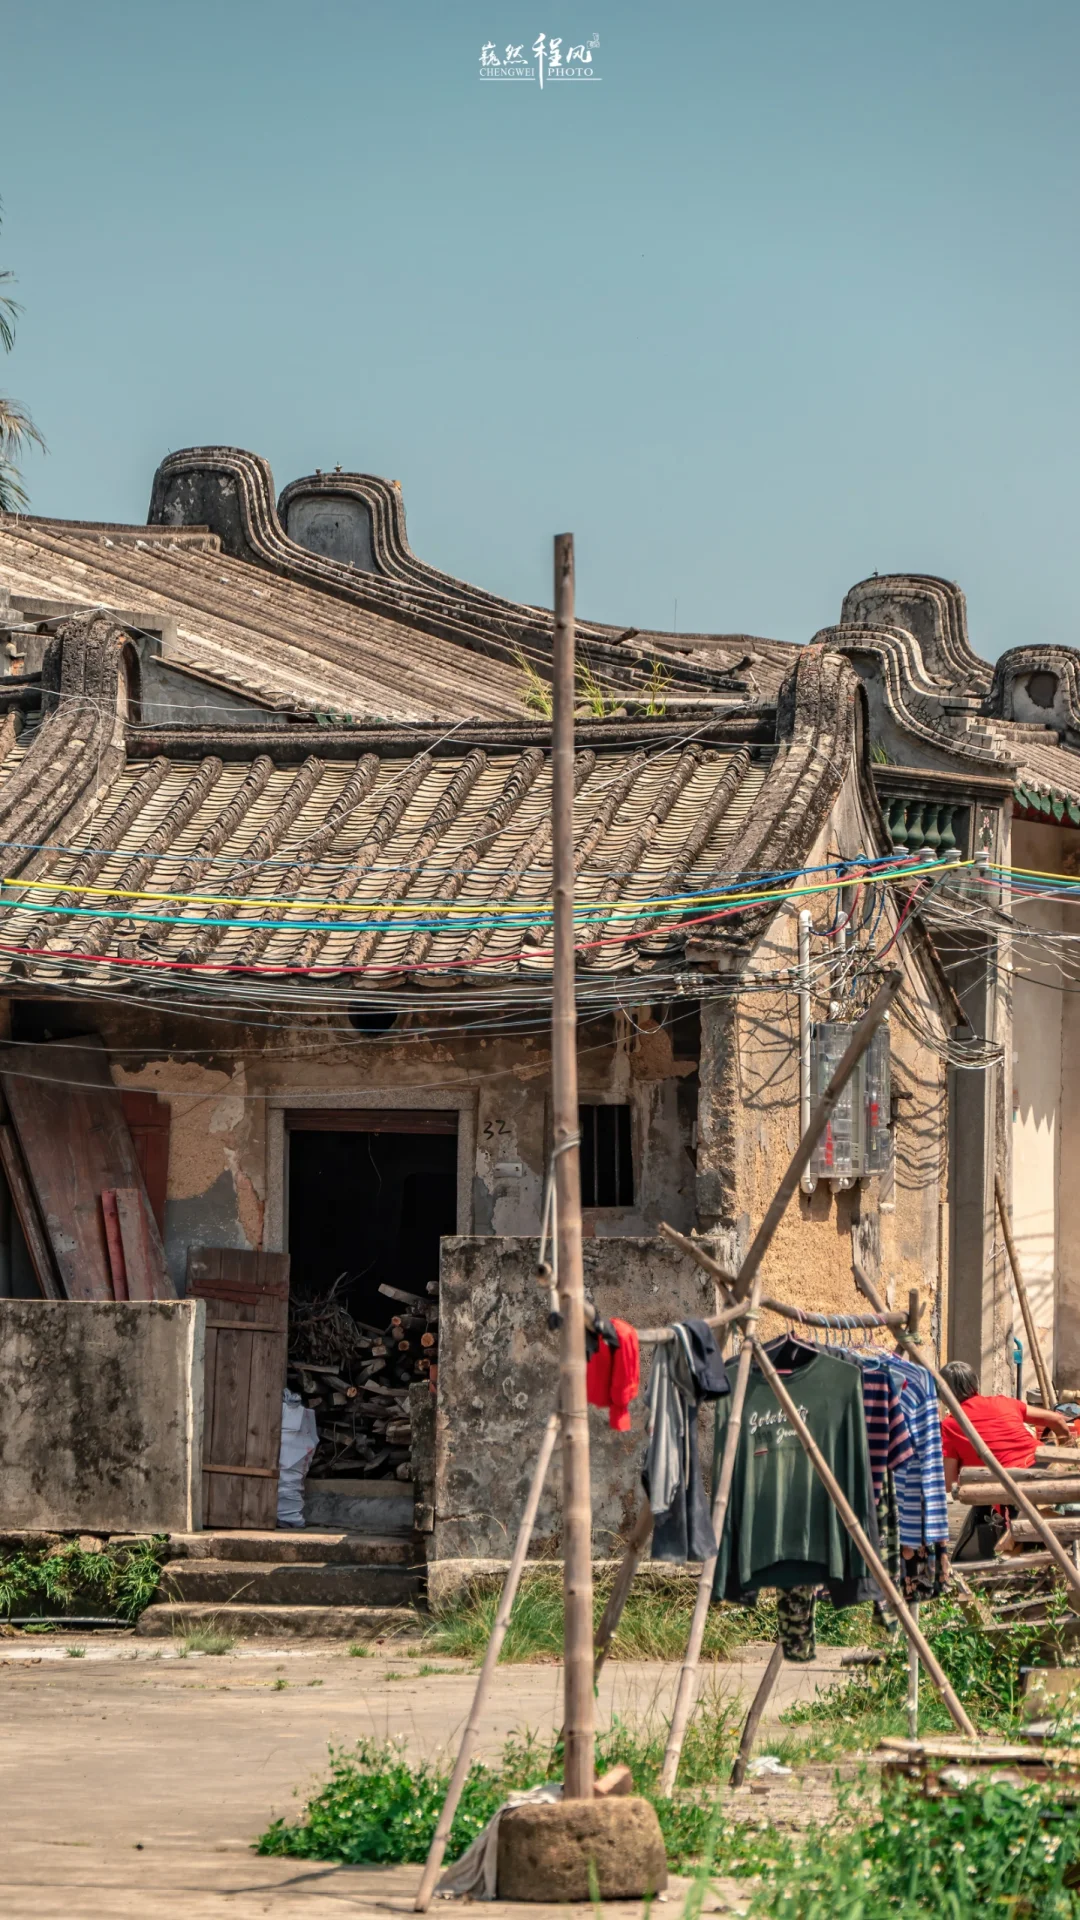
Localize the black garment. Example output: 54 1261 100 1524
711 1350 875 1608
953 1502 1009 1564
901 1542 950 1600
682 1319 731 1399
645 1320 730 1564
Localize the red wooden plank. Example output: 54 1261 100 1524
0 1037 172 1302
114 1186 171 1301
120 1091 170 1234
100 1189 128 1300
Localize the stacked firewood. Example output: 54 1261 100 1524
287 1275 438 1481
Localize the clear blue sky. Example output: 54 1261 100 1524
2 1 1077 657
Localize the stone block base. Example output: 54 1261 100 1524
496 1797 667 1902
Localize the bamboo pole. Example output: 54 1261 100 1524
907 1602 920 1740
657 972 904 1792
749 1336 977 1736
657 1317 758 1796
995 1173 1056 1415
551 532 594 1801
414 1413 561 1911
729 1641 785 1788
593 1499 653 1682
852 1262 1080 1609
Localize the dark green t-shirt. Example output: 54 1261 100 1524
711 1352 874 1607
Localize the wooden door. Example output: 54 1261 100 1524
187 1247 290 1528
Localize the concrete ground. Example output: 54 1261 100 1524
0 1631 854 1917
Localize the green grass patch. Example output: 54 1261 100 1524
770 1591 1066 1759
257 1692 742 1870
736 1774 1080 1919
0 1538 167 1624
178 1627 236 1656
425 1568 873 1664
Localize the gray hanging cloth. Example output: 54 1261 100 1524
643 1318 730 1563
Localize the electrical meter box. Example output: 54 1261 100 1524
809 1020 893 1180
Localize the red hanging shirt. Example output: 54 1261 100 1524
586 1318 641 1432
939 1394 1037 1470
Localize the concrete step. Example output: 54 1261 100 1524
159 1558 422 1608
137 1601 418 1639
168 1530 415 1566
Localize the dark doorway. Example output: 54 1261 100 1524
286 1110 458 1323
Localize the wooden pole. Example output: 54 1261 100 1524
657 1317 758 1796
852 1261 1080 1608
749 1336 977 1736
995 1173 1056 1415
414 1413 561 1911
731 972 902 1301
729 1641 785 1788
593 1499 652 1682
657 971 903 1791
906 1601 920 1740
551 532 594 1801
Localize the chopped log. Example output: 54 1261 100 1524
1011 1517 1080 1542
956 1480 1080 1505
378 1282 432 1310
959 1463 1079 1485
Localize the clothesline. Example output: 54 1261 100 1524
572 1284 909 1347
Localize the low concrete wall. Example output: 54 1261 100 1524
433 1236 718 1566
0 1301 204 1532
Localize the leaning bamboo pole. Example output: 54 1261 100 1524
852 1261 1080 1609
414 1413 561 1911
656 972 903 1792
995 1173 1056 1416
748 1337 977 1736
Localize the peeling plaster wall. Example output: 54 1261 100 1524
433 1235 718 1563
30 1004 701 1289
696 787 951 1345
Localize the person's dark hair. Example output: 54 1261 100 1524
941 1360 979 1403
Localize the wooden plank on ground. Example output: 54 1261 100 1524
0 1036 174 1301
114 1186 170 1301
187 1247 291 1529
100 1189 128 1299
0 1123 63 1298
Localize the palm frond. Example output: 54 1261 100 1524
0 459 29 513
0 396 45 459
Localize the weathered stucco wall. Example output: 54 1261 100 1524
433 1235 718 1564
0 1300 204 1532
1012 818 1080 1390
24 1002 698 1288
696 787 951 1343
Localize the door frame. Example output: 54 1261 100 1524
264 1089 478 1253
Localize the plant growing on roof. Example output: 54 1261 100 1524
0 203 45 514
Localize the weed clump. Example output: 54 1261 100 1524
0 1538 167 1624
426 1568 872 1664
738 1775 1080 1919
178 1628 236 1656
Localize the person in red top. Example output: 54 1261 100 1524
939 1361 1073 1487
940 1361 1075 1559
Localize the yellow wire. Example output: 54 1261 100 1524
0 858 966 920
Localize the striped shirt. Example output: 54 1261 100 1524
859 1361 915 1500
888 1355 950 1546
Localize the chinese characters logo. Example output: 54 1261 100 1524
479 34 600 87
